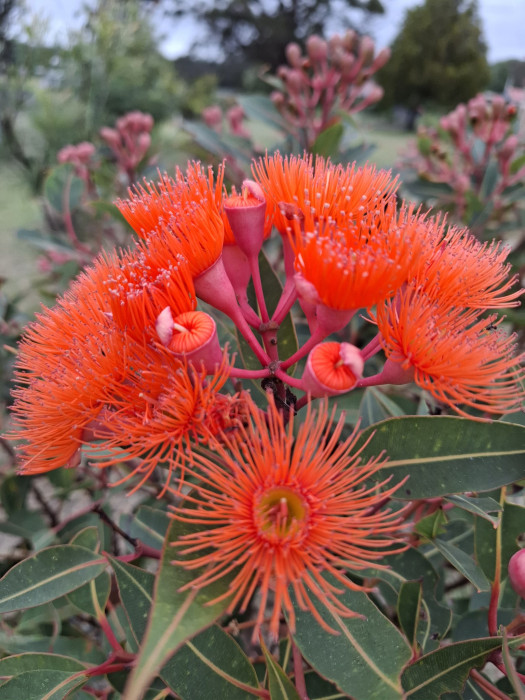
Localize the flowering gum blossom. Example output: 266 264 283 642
302 342 364 397
156 308 223 373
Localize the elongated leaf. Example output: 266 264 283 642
261 640 301 700
432 538 490 592
127 506 169 550
310 123 344 159
122 518 236 700
0 545 107 613
237 94 288 132
364 547 451 651
356 416 525 499
502 630 525 700
397 582 422 649
66 527 110 617
359 388 404 429
0 669 88 700
290 577 411 700
109 557 155 647
402 635 525 698
0 632 105 663
475 499 525 581
163 625 260 700
0 652 88 675
445 495 501 526
44 164 84 214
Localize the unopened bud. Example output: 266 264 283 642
286 42 303 68
509 549 525 598
306 35 328 63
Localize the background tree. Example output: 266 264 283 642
377 0 489 109
160 0 384 73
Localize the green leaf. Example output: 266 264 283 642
44 163 84 214
365 548 451 651
237 94 288 133
109 557 155 647
122 518 236 700
510 153 525 175
444 495 501 526
310 123 344 159
0 669 88 699
432 538 490 592
0 632 105 664
162 625 260 700
127 505 170 550
359 388 405 429
401 636 525 698
479 160 499 200
397 581 422 649
475 499 525 581
414 509 447 540
356 416 525 499
0 652 88 675
403 179 454 201
0 545 107 613
502 629 525 700
290 577 411 700
0 475 30 516
65 527 111 617
261 639 301 700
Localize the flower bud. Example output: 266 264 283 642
286 42 303 68
306 35 328 63
224 180 267 258
508 549 525 598
302 342 364 397
156 308 223 373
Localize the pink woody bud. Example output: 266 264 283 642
100 127 121 151
371 47 391 73
286 68 305 94
341 30 356 52
302 342 364 397
359 36 375 65
508 549 525 598
137 132 151 158
286 42 303 68
202 105 223 131
306 35 328 63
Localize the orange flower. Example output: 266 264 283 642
417 226 523 310
91 349 246 494
172 398 407 640
292 202 426 311
374 284 525 415
117 163 225 278
9 246 198 477
9 262 125 475
252 152 397 234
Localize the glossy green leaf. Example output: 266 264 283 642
397 581 422 649
66 527 111 617
0 652 88 675
365 547 452 651
479 160 499 199
475 499 525 581
403 179 454 201
304 671 343 699
122 518 236 700
127 506 170 550
359 388 405 429
0 545 107 613
502 629 525 700
237 94 288 132
44 164 84 214
0 474 30 516
310 123 344 159
109 557 155 648
0 632 105 664
0 669 88 699
290 578 411 700
414 509 447 540
162 625 260 700
356 416 525 499
261 639 301 700
401 635 525 698
445 495 501 526
432 538 490 592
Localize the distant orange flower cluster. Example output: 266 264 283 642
7 153 524 639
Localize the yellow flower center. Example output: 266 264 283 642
256 486 308 538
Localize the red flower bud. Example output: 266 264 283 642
509 549 525 598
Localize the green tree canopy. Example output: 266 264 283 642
161 0 384 72
378 0 489 109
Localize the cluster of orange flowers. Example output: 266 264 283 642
8 154 524 639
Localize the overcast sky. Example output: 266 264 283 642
25 0 525 63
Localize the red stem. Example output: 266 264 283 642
291 638 309 700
